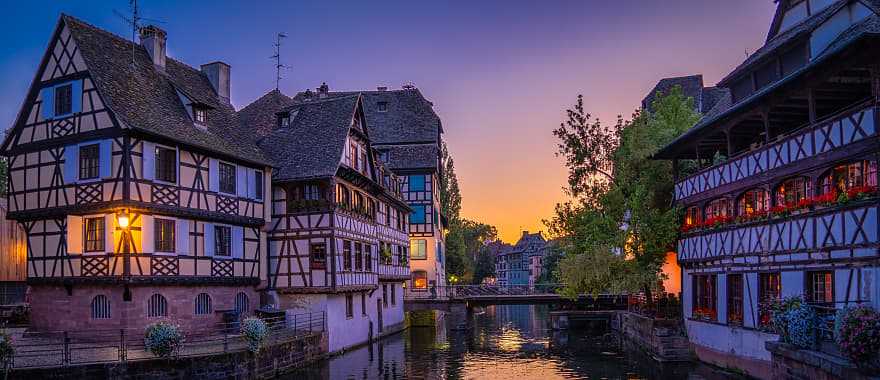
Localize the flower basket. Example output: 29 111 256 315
240 317 269 354
834 306 880 373
144 321 184 359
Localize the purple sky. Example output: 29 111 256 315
0 1 777 242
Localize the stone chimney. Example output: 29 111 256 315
317 82 329 98
201 62 231 103
522 230 529 237
139 25 167 70
377 86 388 92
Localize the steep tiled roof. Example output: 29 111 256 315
512 232 547 256
62 15 270 166
641 74 724 114
237 89 296 138
257 95 360 181
376 144 438 171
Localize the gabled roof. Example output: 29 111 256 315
512 232 547 256
379 144 438 171
257 95 361 181
641 75 723 114
236 89 296 138
59 15 270 166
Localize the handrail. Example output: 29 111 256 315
676 100 875 189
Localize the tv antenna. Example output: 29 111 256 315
114 0 165 66
270 32 290 90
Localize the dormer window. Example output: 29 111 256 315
279 113 291 127
194 107 207 124
55 84 73 116
377 102 388 112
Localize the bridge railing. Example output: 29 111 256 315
404 284 563 301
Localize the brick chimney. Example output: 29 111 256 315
317 82 329 98
201 62 231 104
139 25 167 70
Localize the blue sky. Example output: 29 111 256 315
0 1 777 242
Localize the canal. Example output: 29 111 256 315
289 305 743 379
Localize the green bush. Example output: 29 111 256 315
144 321 184 358
769 296 818 348
0 331 13 367
240 317 269 354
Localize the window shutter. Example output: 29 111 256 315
247 170 256 199
204 223 215 257
142 142 155 181
232 227 243 258
104 214 116 254
40 87 54 120
209 159 219 192
63 144 78 184
67 215 83 254
99 140 113 178
72 80 82 113
141 215 154 254
236 166 247 198
176 220 190 255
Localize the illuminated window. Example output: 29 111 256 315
807 271 833 304
759 272 781 327
692 274 716 321
705 198 729 219
310 243 326 270
412 271 428 290
776 177 811 206
820 160 878 194
154 218 175 252
684 206 701 227
411 239 427 260
737 188 768 215
727 274 743 326
83 217 105 252
194 107 207 124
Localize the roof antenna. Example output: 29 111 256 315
270 32 289 90
114 0 165 66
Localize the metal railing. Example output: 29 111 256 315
5 311 325 369
404 284 564 301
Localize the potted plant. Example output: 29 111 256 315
144 321 184 359
834 306 880 372
240 317 269 354
769 296 818 349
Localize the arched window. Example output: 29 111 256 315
234 292 249 315
737 188 769 216
705 198 730 219
775 177 811 206
820 160 878 194
148 293 168 318
91 295 111 319
194 293 212 315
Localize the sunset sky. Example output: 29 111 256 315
0 1 778 243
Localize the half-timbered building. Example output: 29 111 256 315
293 87 448 294
1 15 271 331
654 1 880 376
244 91 411 352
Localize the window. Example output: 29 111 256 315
148 294 168 318
194 293 212 315
55 84 73 116
391 284 396 305
807 271 833 304
234 292 250 315
383 285 388 308
759 272 781 327
255 171 264 201
219 162 236 194
83 217 105 252
154 218 175 252
776 177 811 206
279 113 291 127
194 107 207 124
737 188 769 216
364 245 372 271
91 295 111 319
411 205 427 224
820 160 878 195
345 294 354 319
79 144 100 180
683 206 701 228
355 242 363 271
303 185 320 200
692 274 717 321
727 274 743 326
412 271 428 290
409 175 425 191
214 226 231 257
377 101 388 112
310 243 327 269
336 184 351 207
361 293 367 316
705 198 730 219
155 146 177 183
351 143 359 169
343 240 352 271
411 239 427 260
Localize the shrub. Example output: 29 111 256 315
144 321 183 358
240 317 269 354
834 306 880 367
769 296 818 348
0 331 13 367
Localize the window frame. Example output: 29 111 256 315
806 270 834 305
218 162 237 195
409 175 426 192
759 272 782 328
737 188 769 216
154 146 178 184
345 294 354 319
775 176 811 206
90 294 111 319
194 107 208 124
691 274 717 321
412 270 428 291
148 293 168 318
410 204 427 224
343 240 352 271
79 143 101 181
410 239 427 260
214 225 232 257
727 274 744 326
154 218 176 253
194 293 213 315
83 216 105 253
254 170 264 201
55 83 73 116
377 101 388 112
309 242 327 270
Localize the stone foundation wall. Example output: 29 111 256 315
766 341 874 380
29 284 259 332
614 311 693 362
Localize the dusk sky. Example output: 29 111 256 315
0 1 777 243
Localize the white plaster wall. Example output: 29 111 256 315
781 271 804 298
281 292 382 354
381 282 405 330
686 319 777 362
682 271 692 319
717 274 728 324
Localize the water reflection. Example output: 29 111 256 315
289 305 743 380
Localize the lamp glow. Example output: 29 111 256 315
117 210 130 229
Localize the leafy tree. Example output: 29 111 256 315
438 142 462 222
548 86 699 299
472 246 496 285
537 241 564 285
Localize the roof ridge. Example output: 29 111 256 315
238 88 293 113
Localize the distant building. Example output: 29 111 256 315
495 231 548 287
641 74 726 114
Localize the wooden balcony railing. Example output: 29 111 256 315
675 102 876 201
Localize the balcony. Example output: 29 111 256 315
377 263 410 280
675 103 877 201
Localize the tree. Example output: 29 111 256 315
438 142 462 222
472 246 496 285
548 86 699 299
